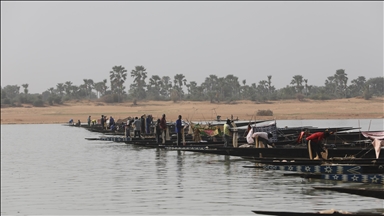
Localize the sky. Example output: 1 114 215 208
1 1 383 94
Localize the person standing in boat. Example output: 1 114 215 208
133 117 141 138
103 115 108 130
155 118 162 144
87 116 91 127
175 115 183 146
305 130 331 160
100 115 104 130
91 119 96 126
146 115 152 135
140 115 146 137
223 119 232 147
160 114 167 144
124 120 130 138
109 116 116 131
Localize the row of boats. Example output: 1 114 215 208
67 118 384 216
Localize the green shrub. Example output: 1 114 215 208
256 109 273 116
53 97 62 104
363 89 372 100
170 91 179 103
309 94 332 100
2 98 11 104
296 93 304 101
33 100 45 107
99 94 119 103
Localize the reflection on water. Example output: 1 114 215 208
1 122 383 215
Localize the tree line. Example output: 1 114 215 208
1 66 383 107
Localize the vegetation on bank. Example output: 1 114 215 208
1 66 383 108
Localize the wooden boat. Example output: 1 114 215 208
178 145 383 159
85 136 131 142
313 186 384 199
262 164 383 174
85 127 125 135
283 173 383 185
252 209 384 216
250 157 384 165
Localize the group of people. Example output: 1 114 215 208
224 119 274 148
123 114 154 138
122 113 184 145
154 114 184 145
230 120 332 160
82 113 331 159
98 115 117 131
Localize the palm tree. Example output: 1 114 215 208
64 81 73 96
94 81 106 98
334 69 348 98
56 83 64 97
202 75 219 103
224 75 240 99
173 74 187 100
82 79 94 99
130 66 147 100
110 65 128 102
160 76 172 98
303 79 308 96
290 75 304 94
22 83 29 95
350 76 366 96
325 76 336 95
267 75 272 93
101 79 108 95
240 79 247 100
147 75 162 99
48 87 55 95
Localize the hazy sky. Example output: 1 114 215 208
1 1 383 94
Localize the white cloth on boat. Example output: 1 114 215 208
372 138 384 159
246 131 269 144
361 131 384 159
361 131 384 140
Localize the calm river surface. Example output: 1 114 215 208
1 119 383 215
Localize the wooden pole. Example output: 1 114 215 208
308 140 313 160
166 127 170 141
255 136 259 148
232 129 238 148
162 129 165 144
182 125 186 146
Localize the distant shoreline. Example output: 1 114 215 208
1 97 383 125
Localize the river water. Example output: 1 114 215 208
1 119 383 215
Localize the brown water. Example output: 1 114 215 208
1 122 383 215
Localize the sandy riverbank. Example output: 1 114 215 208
1 97 383 124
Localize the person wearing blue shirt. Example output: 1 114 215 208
146 115 152 134
109 116 115 131
175 115 183 146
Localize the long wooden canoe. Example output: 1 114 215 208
263 164 383 174
313 186 384 199
252 210 384 216
178 145 382 159
251 157 384 165
284 173 384 184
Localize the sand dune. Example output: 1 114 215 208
1 97 383 124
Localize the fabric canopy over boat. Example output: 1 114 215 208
361 131 384 159
361 131 384 140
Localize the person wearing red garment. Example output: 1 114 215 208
306 130 332 159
